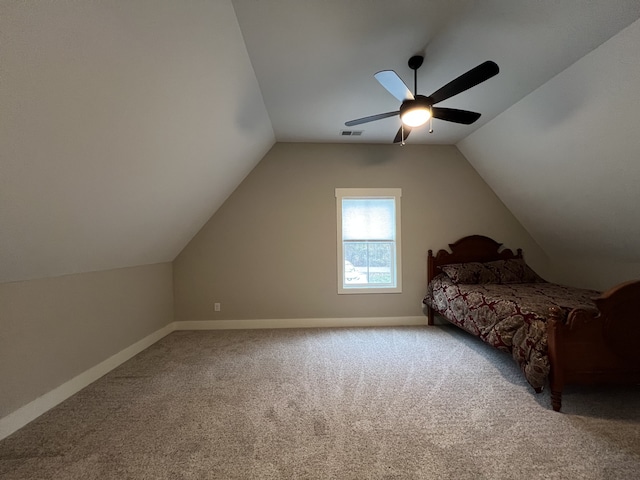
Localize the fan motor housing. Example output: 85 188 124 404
400 95 432 115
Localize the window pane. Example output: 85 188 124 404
344 241 394 286
342 198 395 240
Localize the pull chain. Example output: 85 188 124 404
429 107 433 134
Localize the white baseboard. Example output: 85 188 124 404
0 316 426 440
175 316 427 330
0 324 174 441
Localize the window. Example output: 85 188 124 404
336 188 402 294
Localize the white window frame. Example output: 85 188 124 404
336 188 402 294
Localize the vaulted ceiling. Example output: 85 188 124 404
1 1 275 283
2 0 640 284
459 17 640 264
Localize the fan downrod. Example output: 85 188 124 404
408 55 424 95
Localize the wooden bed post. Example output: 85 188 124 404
427 249 435 326
547 306 568 412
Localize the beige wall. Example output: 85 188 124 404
174 143 549 322
0 263 173 418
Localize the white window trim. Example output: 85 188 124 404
336 188 402 295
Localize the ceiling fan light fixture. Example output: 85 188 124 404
400 96 432 127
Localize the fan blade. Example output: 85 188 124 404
431 107 481 125
345 111 399 127
393 125 412 144
429 61 499 105
374 71 414 102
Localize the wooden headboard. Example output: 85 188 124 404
426 235 523 326
427 235 523 289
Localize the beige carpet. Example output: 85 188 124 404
1 326 639 479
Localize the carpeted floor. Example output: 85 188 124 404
1 326 639 479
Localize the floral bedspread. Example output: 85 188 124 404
423 275 600 390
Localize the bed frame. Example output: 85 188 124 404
426 235 640 411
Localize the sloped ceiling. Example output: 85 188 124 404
459 18 640 263
0 0 275 283
2 0 639 284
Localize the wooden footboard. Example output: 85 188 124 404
547 280 640 411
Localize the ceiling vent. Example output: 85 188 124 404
340 130 363 136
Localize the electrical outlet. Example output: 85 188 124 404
214 303 221 312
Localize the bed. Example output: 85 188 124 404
423 235 640 411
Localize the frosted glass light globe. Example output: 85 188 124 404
401 108 431 127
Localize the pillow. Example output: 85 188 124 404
484 258 544 284
439 258 544 284
439 262 500 284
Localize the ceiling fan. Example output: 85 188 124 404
345 56 499 143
